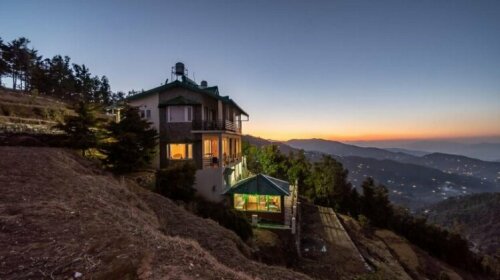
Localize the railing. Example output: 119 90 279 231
192 120 241 133
223 153 242 166
203 153 242 167
203 155 220 167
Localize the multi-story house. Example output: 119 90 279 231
128 63 297 229
127 63 248 202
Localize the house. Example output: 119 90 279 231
127 63 297 227
224 174 298 228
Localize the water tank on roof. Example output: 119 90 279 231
175 62 185 76
200 80 208 88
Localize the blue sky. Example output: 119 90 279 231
1 0 499 141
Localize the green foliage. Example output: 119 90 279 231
258 145 290 179
358 214 371 231
156 162 197 202
101 105 158 173
57 101 103 156
287 150 312 195
309 155 354 213
242 142 359 215
360 177 392 228
195 198 253 241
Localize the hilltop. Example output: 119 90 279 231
0 147 310 279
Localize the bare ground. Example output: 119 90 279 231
0 147 310 280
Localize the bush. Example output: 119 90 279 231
156 162 197 202
358 214 370 229
195 198 253 241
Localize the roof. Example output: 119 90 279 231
224 174 290 196
127 76 248 116
158 96 200 107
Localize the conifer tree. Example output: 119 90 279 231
102 105 158 173
58 101 102 156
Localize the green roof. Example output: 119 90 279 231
224 174 290 196
158 96 200 107
127 76 248 116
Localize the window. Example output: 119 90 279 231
139 108 151 119
233 194 281 213
167 106 193 122
167 143 193 160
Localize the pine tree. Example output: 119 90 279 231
102 105 158 173
57 101 102 156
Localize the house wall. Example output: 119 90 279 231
128 93 160 132
195 167 225 202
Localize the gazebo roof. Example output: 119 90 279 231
224 174 290 196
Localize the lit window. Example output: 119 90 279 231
167 106 193 122
233 194 281 213
167 143 193 160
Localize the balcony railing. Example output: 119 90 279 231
192 120 241 133
223 153 242 166
203 153 242 167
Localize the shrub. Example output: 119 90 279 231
195 198 253 241
156 162 197 202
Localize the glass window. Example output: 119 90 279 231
168 106 192 122
233 194 281 213
234 194 245 210
187 106 193 121
267 196 281 212
146 109 151 119
167 144 193 160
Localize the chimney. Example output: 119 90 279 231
200 80 208 88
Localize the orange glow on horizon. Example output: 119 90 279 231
246 129 500 142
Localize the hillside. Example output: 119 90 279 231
0 87 71 134
244 136 498 209
0 147 310 279
286 139 500 188
424 193 500 257
341 156 497 209
414 153 500 186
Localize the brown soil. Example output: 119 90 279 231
0 147 310 280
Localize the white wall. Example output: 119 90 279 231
195 167 225 202
128 93 160 132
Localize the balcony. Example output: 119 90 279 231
203 153 242 168
192 120 241 133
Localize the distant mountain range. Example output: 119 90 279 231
347 139 500 162
243 136 500 210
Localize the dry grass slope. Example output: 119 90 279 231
0 147 310 280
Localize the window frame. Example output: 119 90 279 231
167 106 193 123
166 143 194 160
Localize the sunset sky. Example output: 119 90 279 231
2 0 499 142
